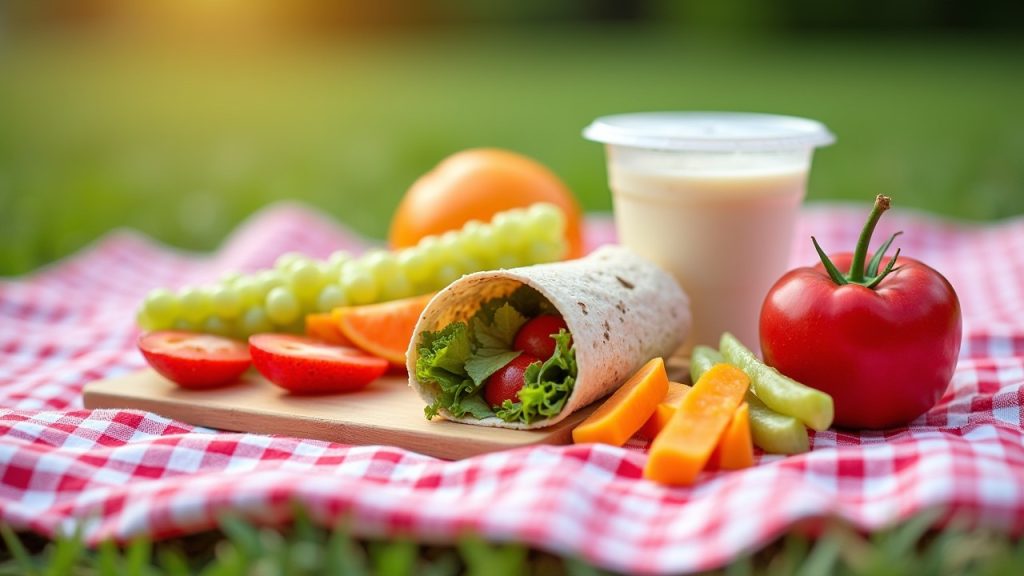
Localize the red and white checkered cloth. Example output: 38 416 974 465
1 202 1022 575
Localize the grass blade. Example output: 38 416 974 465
125 538 153 576
217 515 261 562
44 530 86 576
95 539 121 575
158 547 192 576
458 537 527 576
370 538 417 576
723 554 753 576
795 533 841 576
0 524 38 576
324 525 367 576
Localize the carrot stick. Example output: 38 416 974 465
638 385 754 470
572 357 669 446
643 363 750 486
710 403 754 470
635 382 691 441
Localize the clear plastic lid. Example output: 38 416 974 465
583 112 835 152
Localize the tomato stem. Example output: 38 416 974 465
812 237 848 285
848 195 890 283
813 195 903 289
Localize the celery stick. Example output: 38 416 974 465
720 333 834 432
689 345 723 384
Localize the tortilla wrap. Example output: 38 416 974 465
406 245 691 430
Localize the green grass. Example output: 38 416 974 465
1 27 1023 275
2 511 1022 575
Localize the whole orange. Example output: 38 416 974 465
388 148 584 259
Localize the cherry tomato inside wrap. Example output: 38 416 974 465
760 195 962 430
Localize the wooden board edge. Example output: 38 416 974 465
82 370 595 460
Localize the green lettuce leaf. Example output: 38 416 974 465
495 329 577 425
459 394 496 420
416 288 574 424
465 348 522 386
419 322 472 375
472 302 527 350
416 322 478 420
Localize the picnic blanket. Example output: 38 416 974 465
1 202 1022 575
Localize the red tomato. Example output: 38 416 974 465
249 334 388 394
513 315 569 359
138 331 250 389
760 196 961 429
483 353 540 407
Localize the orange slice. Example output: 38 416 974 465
305 312 354 347
334 292 436 366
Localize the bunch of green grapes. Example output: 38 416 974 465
136 203 568 339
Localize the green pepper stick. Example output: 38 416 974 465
719 333 834 431
691 346 810 454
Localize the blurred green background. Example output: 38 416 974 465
1 0 1022 276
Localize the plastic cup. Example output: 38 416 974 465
584 112 834 352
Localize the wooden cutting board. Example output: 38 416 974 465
82 369 597 460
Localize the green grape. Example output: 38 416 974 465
326 250 352 276
453 255 483 276
396 248 428 284
362 250 399 282
210 285 242 318
438 231 461 258
289 260 326 299
335 259 355 280
178 286 213 324
142 205 578 340
416 234 440 251
239 306 273 336
316 283 347 312
526 202 566 241
433 264 461 288
274 251 307 272
414 236 444 273
258 269 286 289
253 271 286 306
202 316 233 337
431 232 463 272
172 318 198 332
525 238 566 263
234 276 264 307
280 318 307 335
342 267 378 305
407 276 435 296
142 288 179 325
136 309 158 332
459 219 486 242
492 253 520 270
265 286 300 325
462 222 499 260
492 209 527 250
219 270 243 286
380 272 414 302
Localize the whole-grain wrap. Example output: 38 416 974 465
407 245 691 430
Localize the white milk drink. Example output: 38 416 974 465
584 112 834 352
